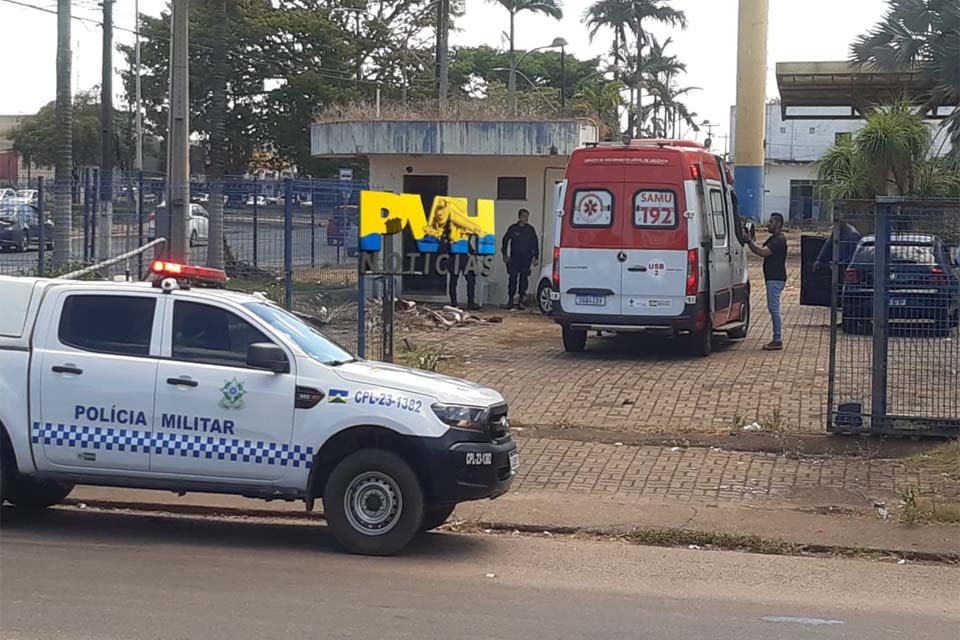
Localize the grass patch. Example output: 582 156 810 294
395 340 445 372
897 485 960 525
910 441 960 482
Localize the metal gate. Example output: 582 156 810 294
827 198 960 436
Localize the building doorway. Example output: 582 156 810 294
401 174 449 296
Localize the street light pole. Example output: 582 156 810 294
559 44 566 113
508 37 567 117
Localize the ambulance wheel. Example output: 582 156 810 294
562 326 587 352
324 449 425 556
7 476 73 510
689 319 713 357
728 299 750 340
421 505 456 532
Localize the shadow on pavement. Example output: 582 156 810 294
0 506 486 559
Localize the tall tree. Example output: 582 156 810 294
622 0 686 137
851 0 960 160
54 0 72 267
485 0 563 112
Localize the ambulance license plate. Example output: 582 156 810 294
576 295 606 306
509 450 520 474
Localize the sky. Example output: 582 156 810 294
0 0 892 141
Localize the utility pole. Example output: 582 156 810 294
733 0 768 222
54 0 72 267
134 0 142 171
435 0 449 110
98 0 113 260
166 0 190 262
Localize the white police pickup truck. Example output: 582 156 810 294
0 262 518 555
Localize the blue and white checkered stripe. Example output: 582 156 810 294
32 423 314 469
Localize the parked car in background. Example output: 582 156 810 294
245 195 268 207
536 262 554 315
0 203 54 252
841 234 960 336
14 189 38 205
147 203 210 247
327 205 358 249
192 192 210 204
0 188 16 201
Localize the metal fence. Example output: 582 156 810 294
0 172 386 360
827 198 960 437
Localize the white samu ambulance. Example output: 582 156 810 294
551 139 751 356
0 262 518 555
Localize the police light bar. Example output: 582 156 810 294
150 260 228 284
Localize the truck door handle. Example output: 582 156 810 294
52 365 83 375
627 266 648 272
167 377 198 388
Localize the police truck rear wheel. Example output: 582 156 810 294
562 326 587 352
421 505 456 532
324 449 424 556
8 476 73 510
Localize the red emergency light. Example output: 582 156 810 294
150 260 228 284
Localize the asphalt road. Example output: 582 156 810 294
0 218 354 275
1 508 957 639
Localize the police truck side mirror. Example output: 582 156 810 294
247 343 289 374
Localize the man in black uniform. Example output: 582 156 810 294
501 208 540 309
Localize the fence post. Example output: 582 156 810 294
826 213 842 432
252 176 259 271
310 188 316 268
82 169 90 261
137 171 145 279
382 274 394 362
91 168 100 261
283 178 293 310
37 176 46 276
357 231 366 359
871 199 895 432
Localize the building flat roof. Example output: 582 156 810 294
776 61 957 120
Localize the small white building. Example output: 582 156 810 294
311 118 598 303
729 103 864 224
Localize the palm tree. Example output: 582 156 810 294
851 0 960 160
574 80 625 139
623 0 686 137
818 101 959 202
487 0 563 114
583 0 631 72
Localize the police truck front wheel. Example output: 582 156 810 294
7 476 74 510
562 326 587 352
324 449 425 556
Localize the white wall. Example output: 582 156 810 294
368 154 569 303
762 163 819 223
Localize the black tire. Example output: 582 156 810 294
728 298 750 339
562 326 587 352
7 476 74 510
950 308 959 330
189 230 198 247
421 505 456 532
537 280 553 315
16 232 28 253
323 449 425 556
689 317 713 357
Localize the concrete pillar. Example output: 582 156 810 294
733 0 768 221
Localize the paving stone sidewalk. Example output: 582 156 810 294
510 437 958 507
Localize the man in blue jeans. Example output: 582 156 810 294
747 212 788 351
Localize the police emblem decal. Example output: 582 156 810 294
219 378 246 409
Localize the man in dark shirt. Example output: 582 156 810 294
501 208 540 309
747 212 788 351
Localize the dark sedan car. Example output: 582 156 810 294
0 203 54 253
841 234 960 336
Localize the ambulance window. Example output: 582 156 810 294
633 190 678 229
172 301 273 368
709 189 727 240
571 189 613 227
59 295 156 357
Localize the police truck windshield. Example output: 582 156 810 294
245 302 357 365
